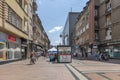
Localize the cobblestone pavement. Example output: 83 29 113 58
70 59 120 80
0 57 75 80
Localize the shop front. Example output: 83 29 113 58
100 41 120 58
0 32 7 61
21 38 28 59
7 35 21 60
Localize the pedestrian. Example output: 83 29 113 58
95 51 99 60
30 51 36 64
43 52 46 59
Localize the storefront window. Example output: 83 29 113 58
114 46 120 58
0 43 4 49
0 43 4 58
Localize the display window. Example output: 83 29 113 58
6 42 21 60
0 42 6 60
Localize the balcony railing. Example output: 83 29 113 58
104 23 112 28
105 7 111 15
106 35 112 40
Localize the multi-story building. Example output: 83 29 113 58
74 0 120 58
74 0 102 57
99 0 120 58
0 0 50 61
0 0 30 61
32 14 50 54
61 12 80 46
74 1 91 57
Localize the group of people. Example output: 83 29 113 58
30 51 40 64
49 54 58 62
95 51 110 61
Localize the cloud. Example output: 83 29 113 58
51 40 61 45
38 0 44 5
48 26 63 33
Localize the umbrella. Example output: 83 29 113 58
48 47 57 54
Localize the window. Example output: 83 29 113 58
86 13 89 20
95 33 99 39
83 27 85 32
24 0 28 13
0 43 5 58
106 14 112 26
0 43 4 49
82 17 85 24
7 5 22 29
86 23 89 29
16 0 22 6
95 21 98 26
106 0 111 11
106 29 112 40
95 9 98 16
24 19 28 33
11 12 16 26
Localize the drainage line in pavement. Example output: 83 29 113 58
66 64 89 80
70 64 91 80
65 64 80 80
97 73 112 80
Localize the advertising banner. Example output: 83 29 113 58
57 45 72 63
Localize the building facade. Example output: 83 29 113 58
61 12 80 46
99 0 120 58
74 0 120 58
32 14 50 54
0 0 50 61
74 1 91 57
0 0 29 61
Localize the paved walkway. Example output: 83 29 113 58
1 57 120 80
71 59 120 80
0 57 75 80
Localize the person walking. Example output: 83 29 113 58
95 51 100 60
30 51 36 64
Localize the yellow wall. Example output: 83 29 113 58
0 18 3 28
4 22 28 39
4 0 29 39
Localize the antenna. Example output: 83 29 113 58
71 7 72 12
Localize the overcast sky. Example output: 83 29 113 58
36 0 89 45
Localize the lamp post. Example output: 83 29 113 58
60 33 68 45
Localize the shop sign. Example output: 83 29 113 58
8 35 16 43
0 32 7 42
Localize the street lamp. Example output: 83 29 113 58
60 33 68 45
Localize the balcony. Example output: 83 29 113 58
95 22 99 31
95 26 99 31
105 7 111 15
104 23 112 29
94 15 99 20
33 1 37 11
106 35 112 40
105 0 111 15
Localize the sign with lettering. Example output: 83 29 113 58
8 35 16 43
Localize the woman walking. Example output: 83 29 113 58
30 51 36 64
